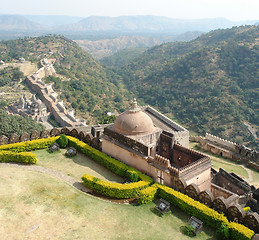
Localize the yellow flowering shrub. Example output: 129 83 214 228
138 184 159 204
157 185 254 240
68 136 153 183
82 173 150 198
227 222 255 240
0 151 37 164
0 137 59 152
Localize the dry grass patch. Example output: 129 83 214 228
0 167 217 240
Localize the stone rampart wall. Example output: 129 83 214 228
205 133 236 151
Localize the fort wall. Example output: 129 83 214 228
24 58 85 128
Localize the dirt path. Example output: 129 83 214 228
242 165 253 182
0 163 135 204
0 162 92 194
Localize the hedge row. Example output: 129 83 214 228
82 174 150 199
139 184 254 240
0 150 37 164
138 184 159 204
0 137 59 152
67 136 153 183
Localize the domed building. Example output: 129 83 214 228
102 100 211 191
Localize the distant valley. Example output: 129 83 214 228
0 24 258 150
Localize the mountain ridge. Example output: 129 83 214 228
0 14 258 34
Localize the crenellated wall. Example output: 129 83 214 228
205 133 237 151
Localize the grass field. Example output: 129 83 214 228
34 149 123 183
0 167 217 240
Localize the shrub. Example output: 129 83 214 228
0 137 59 152
216 224 230 240
67 136 153 183
0 151 37 164
157 184 228 229
56 134 68 148
156 185 254 240
183 224 196 237
82 173 150 199
138 184 159 204
227 222 255 240
126 170 139 182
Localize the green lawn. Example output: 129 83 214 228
34 148 123 183
0 167 217 240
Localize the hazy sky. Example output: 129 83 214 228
1 0 259 21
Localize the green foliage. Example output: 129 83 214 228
67 136 153 183
127 170 139 182
155 184 254 240
101 47 148 68
138 184 159 204
183 224 196 237
98 115 116 124
0 35 131 123
0 100 7 109
0 150 37 164
115 25 259 150
216 224 230 240
56 134 68 148
0 110 45 137
0 67 24 86
0 137 59 152
82 173 149 199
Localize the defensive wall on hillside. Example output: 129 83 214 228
190 133 259 172
25 58 86 127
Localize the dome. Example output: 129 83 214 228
113 99 154 136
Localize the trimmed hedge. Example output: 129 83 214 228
82 174 150 199
156 185 254 240
228 222 255 240
67 136 153 183
67 136 153 199
138 184 159 204
0 151 37 164
0 137 59 152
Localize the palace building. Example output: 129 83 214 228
102 100 211 191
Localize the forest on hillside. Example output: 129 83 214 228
0 35 132 123
0 27 258 150
111 26 259 149
0 110 44 137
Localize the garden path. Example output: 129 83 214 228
0 162 92 194
0 162 135 204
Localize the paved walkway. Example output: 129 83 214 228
0 162 92 194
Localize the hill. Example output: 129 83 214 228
114 25 259 149
0 35 131 123
24 15 83 27
75 36 161 59
100 47 148 68
56 16 257 34
0 15 49 31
